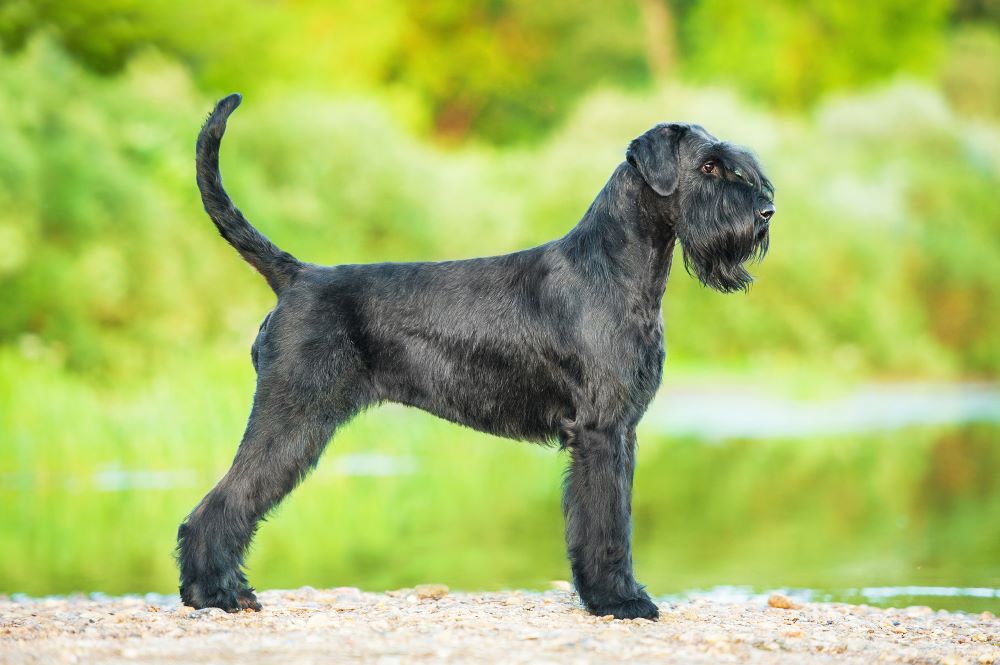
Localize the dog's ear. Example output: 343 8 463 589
626 124 684 197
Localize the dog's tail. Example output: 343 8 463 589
196 94 301 294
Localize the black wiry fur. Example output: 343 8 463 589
177 99 775 619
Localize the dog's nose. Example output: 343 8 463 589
758 203 775 222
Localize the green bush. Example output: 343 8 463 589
1 0 968 142
1 38 998 379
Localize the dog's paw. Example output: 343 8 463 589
234 588 262 612
181 584 262 613
592 596 660 620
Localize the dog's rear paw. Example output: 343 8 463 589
592 596 660 620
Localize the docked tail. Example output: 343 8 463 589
196 94 301 294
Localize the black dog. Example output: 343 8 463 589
177 94 774 620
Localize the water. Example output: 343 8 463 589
2 383 998 613
5 383 998 492
646 382 1000 438
664 586 1000 613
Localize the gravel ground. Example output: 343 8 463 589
1 586 997 664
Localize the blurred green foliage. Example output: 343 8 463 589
0 2 998 600
2 0 994 142
679 0 951 106
0 35 997 376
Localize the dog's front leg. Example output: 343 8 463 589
562 426 659 620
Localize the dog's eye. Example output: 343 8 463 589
701 161 718 175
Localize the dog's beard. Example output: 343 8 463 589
676 191 770 294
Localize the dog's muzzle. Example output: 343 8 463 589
758 203 775 222
755 202 774 240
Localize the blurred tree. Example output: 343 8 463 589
0 0 400 95
940 26 1000 117
0 0 257 74
638 0 677 82
952 0 1000 23
383 0 648 143
0 0 979 141
678 0 952 106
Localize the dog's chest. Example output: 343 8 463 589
593 312 665 416
628 322 666 405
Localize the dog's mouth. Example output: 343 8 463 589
749 225 770 269
754 198 775 244
678 216 770 294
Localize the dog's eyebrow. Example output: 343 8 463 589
713 147 774 197
717 160 750 185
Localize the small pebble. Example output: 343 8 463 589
188 607 227 620
767 594 802 610
940 656 969 665
413 584 448 601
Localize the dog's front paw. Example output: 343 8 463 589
181 584 262 613
233 588 262 612
591 596 660 620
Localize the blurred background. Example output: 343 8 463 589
1 0 998 611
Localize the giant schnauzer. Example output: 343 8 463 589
177 94 775 620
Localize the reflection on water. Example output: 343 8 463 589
92 469 198 491
646 382 1000 438
5 383 996 492
1 386 998 614
857 586 1000 600
0 454 420 493
665 586 1000 613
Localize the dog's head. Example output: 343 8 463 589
627 123 774 293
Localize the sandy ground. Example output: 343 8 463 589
0 586 997 664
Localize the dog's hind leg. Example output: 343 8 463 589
176 374 354 612
562 426 659 620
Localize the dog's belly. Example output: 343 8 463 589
370 334 573 443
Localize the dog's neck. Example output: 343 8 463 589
561 163 677 311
